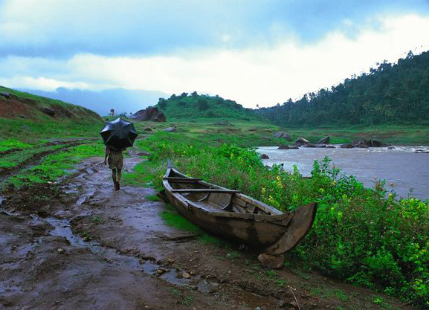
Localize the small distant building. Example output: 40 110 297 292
110 109 115 116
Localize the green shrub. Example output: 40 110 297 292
136 132 429 307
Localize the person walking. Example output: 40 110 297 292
104 146 124 191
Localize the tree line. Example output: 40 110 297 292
156 91 261 120
256 50 429 127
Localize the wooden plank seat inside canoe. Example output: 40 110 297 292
183 191 234 212
163 177 202 183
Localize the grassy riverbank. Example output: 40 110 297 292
281 124 429 146
2 107 429 306
125 121 429 308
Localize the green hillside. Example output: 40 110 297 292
155 92 263 121
0 85 103 142
257 50 429 127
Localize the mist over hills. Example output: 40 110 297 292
20 87 168 116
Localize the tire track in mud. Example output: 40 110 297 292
0 138 98 184
0 137 97 157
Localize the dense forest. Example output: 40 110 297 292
156 91 262 121
257 50 429 127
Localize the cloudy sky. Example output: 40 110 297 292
1 0 429 109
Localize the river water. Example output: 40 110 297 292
257 146 429 200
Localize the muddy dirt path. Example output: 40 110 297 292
0 151 415 309
0 137 98 182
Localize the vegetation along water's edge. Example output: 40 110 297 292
123 122 429 308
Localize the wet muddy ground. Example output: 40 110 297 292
0 151 416 309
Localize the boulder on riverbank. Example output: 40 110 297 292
278 145 289 150
352 139 388 148
260 154 269 159
294 137 310 146
273 132 292 141
339 139 389 149
130 107 166 122
352 140 369 148
317 136 330 144
302 143 316 148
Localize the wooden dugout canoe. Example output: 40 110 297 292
162 164 317 255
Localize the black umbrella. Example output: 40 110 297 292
100 118 138 150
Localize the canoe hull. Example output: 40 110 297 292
163 166 317 255
166 190 291 248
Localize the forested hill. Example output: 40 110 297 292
156 92 262 121
256 50 429 127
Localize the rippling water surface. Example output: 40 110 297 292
257 146 429 200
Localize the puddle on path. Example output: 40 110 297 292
30 213 202 289
141 261 191 286
43 217 87 247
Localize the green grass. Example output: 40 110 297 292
146 194 160 201
155 93 263 122
0 85 99 113
122 160 158 187
310 287 349 303
226 251 240 260
160 204 228 246
129 130 429 307
281 124 429 145
0 145 62 169
160 204 201 234
0 85 103 143
92 215 104 224
2 85 429 307
128 118 287 147
0 138 33 152
126 117 429 149
3 143 104 189
0 117 102 142
266 270 276 278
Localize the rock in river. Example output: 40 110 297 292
317 136 330 144
294 137 310 146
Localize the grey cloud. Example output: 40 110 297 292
0 0 428 58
